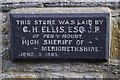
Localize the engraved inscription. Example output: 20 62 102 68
10 14 108 61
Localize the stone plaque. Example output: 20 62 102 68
10 8 111 61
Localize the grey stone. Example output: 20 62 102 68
10 7 111 14
0 1 120 79
1 2 44 12
0 13 2 73
1 1 119 12
0 13 3 32
1 0 119 3
0 37 2 73
42 72 103 79
0 73 37 79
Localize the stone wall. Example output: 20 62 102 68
0 0 120 79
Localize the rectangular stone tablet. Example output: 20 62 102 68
10 7 111 61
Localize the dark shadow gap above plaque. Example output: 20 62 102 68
10 7 111 62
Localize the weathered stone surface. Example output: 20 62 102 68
0 13 3 73
43 72 104 78
0 35 2 73
1 0 119 3
0 0 120 79
2 59 120 78
0 73 37 79
1 1 119 12
1 7 119 79
0 13 2 32
10 7 111 13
